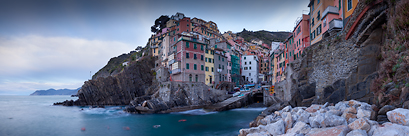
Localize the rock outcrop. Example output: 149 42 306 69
55 56 156 106
125 81 228 114
239 100 409 136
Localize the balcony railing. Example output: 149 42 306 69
329 19 343 30
171 68 181 75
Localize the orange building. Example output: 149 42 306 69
308 0 335 45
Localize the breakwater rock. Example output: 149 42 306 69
239 100 409 136
55 56 155 106
125 81 228 114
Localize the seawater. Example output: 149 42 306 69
0 95 265 136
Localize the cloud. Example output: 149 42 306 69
0 35 136 95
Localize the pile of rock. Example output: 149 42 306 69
239 100 409 136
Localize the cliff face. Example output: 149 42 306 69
72 56 155 106
275 1 390 107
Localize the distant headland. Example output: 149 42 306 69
30 88 80 96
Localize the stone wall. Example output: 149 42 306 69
276 1 388 107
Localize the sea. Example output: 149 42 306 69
0 95 265 136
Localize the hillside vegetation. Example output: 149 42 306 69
237 29 291 44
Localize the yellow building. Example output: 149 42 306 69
308 0 335 45
272 53 278 84
205 48 215 86
343 0 359 25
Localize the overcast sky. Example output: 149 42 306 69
0 0 310 95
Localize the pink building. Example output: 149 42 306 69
293 14 310 60
169 33 206 82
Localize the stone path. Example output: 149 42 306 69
204 94 248 111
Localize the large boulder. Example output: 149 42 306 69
372 122 409 136
286 121 311 135
387 108 409 126
348 118 370 132
346 129 368 136
264 120 285 135
306 125 350 136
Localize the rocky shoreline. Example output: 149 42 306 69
239 100 409 136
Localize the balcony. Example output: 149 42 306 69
329 19 343 30
171 68 181 75
322 6 339 20
151 45 159 48
168 59 175 65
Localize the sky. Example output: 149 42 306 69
0 0 310 95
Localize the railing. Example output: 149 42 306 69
329 19 343 30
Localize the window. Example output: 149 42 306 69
317 0 320 4
245 62 247 65
194 54 197 59
205 50 208 54
200 45 203 51
317 11 320 20
186 42 189 48
249 73 251 76
219 56 220 60
205 57 207 62
211 67 214 72
339 0 342 10
219 64 221 69
195 75 198 82
348 0 352 10
194 64 197 70
244 57 246 60
177 28 179 31
249 67 252 70
323 18 327 27
311 3 314 12
186 53 189 58
244 67 248 70
186 63 190 69
206 66 209 71
312 18 315 27
249 61 251 64
194 43 197 49
222 58 224 62
201 55 203 61
201 65 204 71
215 45 217 48
189 74 192 82
213 59 214 63
317 25 322 35
222 65 224 70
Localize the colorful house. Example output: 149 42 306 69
308 0 336 45
169 33 207 82
205 47 214 86
342 0 359 27
293 14 310 60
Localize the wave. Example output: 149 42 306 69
80 106 130 117
172 109 218 115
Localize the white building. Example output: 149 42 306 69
241 55 259 83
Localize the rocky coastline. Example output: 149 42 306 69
239 100 409 136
